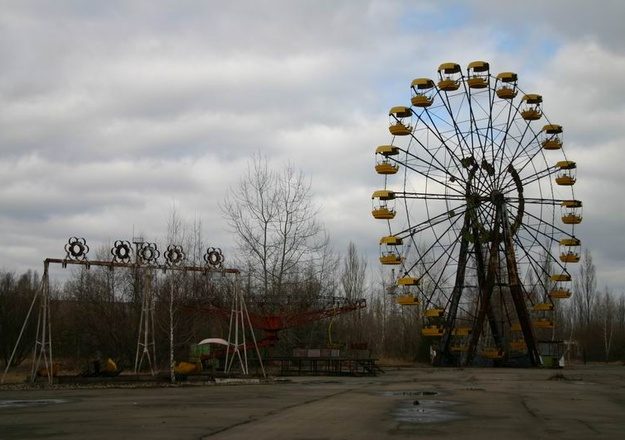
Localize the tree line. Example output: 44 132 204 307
1 155 623 369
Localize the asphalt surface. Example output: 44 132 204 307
1 365 625 439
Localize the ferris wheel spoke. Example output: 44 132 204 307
393 155 466 196
462 80 494 189
411 109 468 183
520 206 575 239
512 230 557 297
500 165 557 195
402 208 467 271
393 205 467 239
391 113 463 183
492 99 524 187
416 234 462 310
435 89 471 159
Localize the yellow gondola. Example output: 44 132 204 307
551 273 571 282
532 303 554 312
496 72 518 99
398 276 420 286
542 124 563 150
389 106 412 136
411 78 435 107
452 327 471 336
549 289 572 299
481 348 504 359
437 63 461 91
422 325 444 337
561 200 582 224
372 206 395 220
424 307 445 318
372 190 396 220
396 295 419 306
375 162 399 174
467 61 489 89
520 94 542 120
380 253 402 265
533 318 555 329
380 235 402 246
555 160 576 186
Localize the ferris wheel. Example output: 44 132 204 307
372 61 582 366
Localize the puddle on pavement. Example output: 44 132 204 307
382 390 463 424
0 399 68 409
393 399 463 423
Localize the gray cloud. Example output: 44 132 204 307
0 1 624 292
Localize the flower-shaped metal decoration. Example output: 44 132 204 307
164 244 185 267
138 242 160 265
204 247 223 268
111 240 133 263
65 237 89 260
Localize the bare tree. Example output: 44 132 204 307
341 242 367 301
573 249 597 363
222 154 325 298
600 287 615 362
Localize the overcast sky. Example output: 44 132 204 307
1 0 624 292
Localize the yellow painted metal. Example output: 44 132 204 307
496 87 517 99
562 200 582 208
511 322 522 332
556 160 576 169
438 62 461 74
398 276 420 286
496 72 518 82
496 72 518 98
481 348 504 359
543 138 562 150
562 213 582 224
468 61 489 72
521 108 542 121
532 303 554 312
438 78 460 91
375 145 400 156
559 237 581 246
380 235 402 246
521 94 543 120
174 361 200 375
375 162 399 175
388 106 412 117
522 94 543 104
372 190 395 200
551 273 572 282
452 327 471 336
549 289 572 299
396 295 419 306
371 207 396 220
424 307 444 318
421 325 444 337
533 318 555 329
543 124 562 134
380 254 402 265
389 123 412 136
451 344 469 352
560 252 580 263
467 77 488 89
411 78 435 89
556 175 576 186
411 95 434 107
